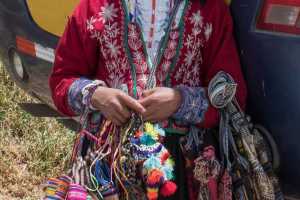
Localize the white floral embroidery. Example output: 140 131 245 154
107 70 126 89
137 73 148 85
86 2 129 90
105 40 121 58
90 31 101 40
98 3 118 23
204 23 213 41
87 16 96 31
184 35 193 49
104 22 120 38
184 50 196 67
128 24 139 39
189 10 203 27
177 9 212 86
192 27 202 36
133 52 144 65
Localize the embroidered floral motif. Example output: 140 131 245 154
99 3 118 23
126 23 151 97
105 40 121 58
184 50 196 67
204 23 213 41
174 8 213 87
157 29 179 83
87 16 97 31
189 10 203 27
86 2 130 91
103 23 120 38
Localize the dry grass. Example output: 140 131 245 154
0 61 75 199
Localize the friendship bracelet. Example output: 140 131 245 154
82 80 107 111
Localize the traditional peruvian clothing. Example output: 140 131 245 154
48 0 247 199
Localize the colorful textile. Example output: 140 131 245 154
49 0 248 199
68 78 94 115
68 78 106 114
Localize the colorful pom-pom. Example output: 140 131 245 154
147 169 164 185
147 189 159 200
135 130 143 138
140 134 156 145
161 165 174 180
160 151 170 164
143 156 162 171
160 181 177 197
145 123 154 133
165 158 175 168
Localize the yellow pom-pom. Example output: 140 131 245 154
165 158 175 167
147 187 159 193
144 123 159 140
145 123 154 133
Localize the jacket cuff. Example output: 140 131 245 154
68 78 106 115
172 85 209 124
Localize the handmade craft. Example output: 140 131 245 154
196 71 284 200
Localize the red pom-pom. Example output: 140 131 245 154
160 181 177 197
147 169 164 185
160 151 170 164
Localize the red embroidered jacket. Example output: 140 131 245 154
49 0 247 129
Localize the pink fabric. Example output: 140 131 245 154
66 184 88 200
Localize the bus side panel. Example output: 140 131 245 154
231 0 300 196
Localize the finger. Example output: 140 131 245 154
120 106 131 119
111 113 125 126
142 88 156 98
120 94 146 114
113 111 127 124
103 113 122 126
142 105 157 120
113 101 131 120
138 96 155 108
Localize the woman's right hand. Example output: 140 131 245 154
91 87 145 126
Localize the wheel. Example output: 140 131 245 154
254 124 280 171
8 48 29 82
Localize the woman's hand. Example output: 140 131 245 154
139 87 182 122
91 87 145 126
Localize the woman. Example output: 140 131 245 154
49 0 247 199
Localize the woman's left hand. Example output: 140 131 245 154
138 87 182 122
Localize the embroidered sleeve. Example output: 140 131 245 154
68 78 106 115
49 0 101 116
198 0 247 128
172 85 209 124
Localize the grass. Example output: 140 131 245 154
0 61 75 199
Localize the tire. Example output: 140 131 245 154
254 124 281 172
5 47 29 91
